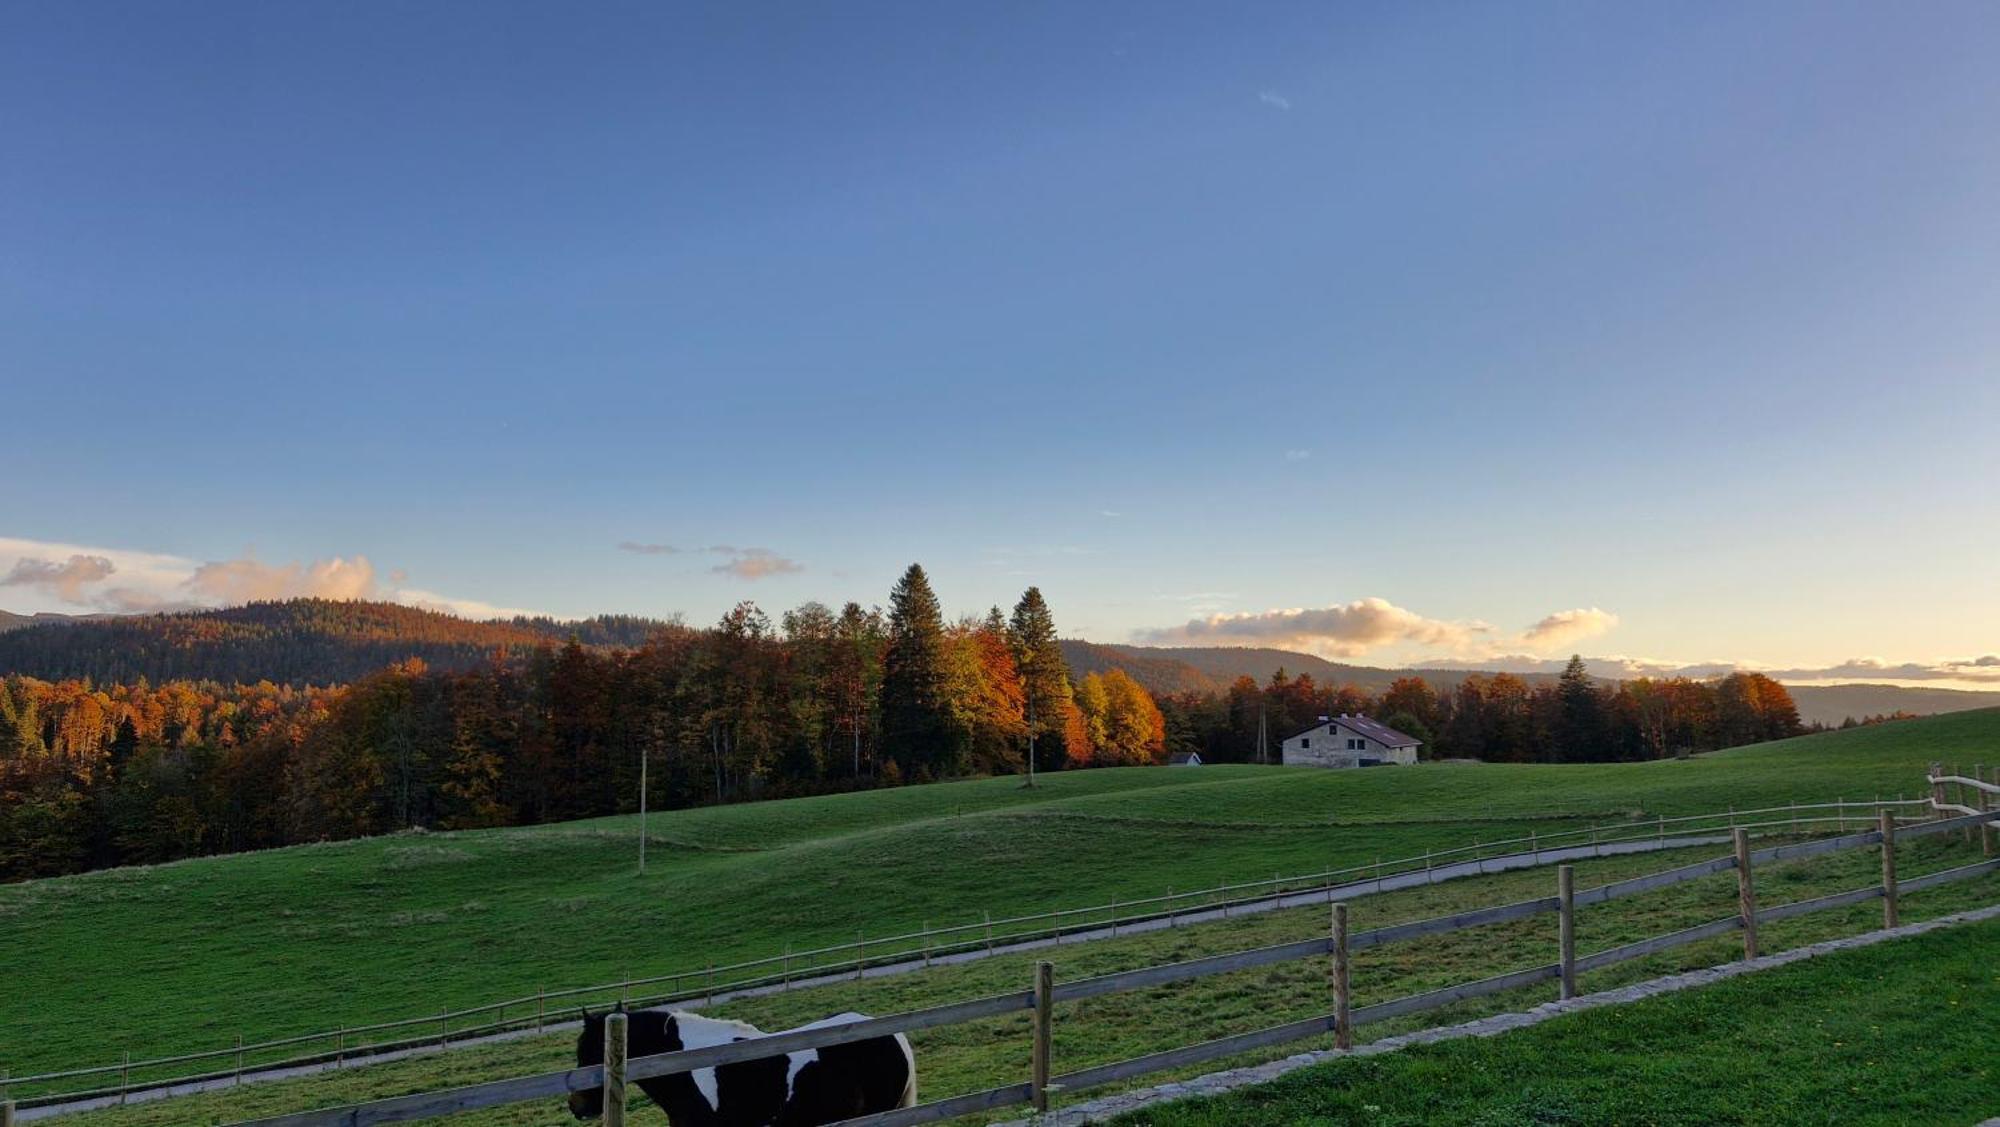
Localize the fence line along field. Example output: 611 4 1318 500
3 709 1996 1115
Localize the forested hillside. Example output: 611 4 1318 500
0 572 1176 879
0 600 668 684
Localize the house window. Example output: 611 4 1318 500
1347 738 1364 750
1300 737 1310 748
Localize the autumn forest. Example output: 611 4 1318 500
0 565 1807 881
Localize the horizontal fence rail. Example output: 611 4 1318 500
206 798 2000 1127
9 793 1943 1109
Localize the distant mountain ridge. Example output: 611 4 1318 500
0 609 120 632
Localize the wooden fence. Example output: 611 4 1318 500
203 804 2000 1127
4 794 1938 1111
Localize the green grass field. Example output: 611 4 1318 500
1117 913 2000 1126
39 828 2000 1126
3 709 1994 1101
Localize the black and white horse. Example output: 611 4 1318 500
569 1008 917 1125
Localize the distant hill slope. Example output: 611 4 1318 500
0 609 119 633
0 599 673 685
1060 641 2000 727
1785 683 2000 727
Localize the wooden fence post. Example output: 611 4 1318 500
1733 828 1758 960
235 1033 245 1086
120 1050 130 1105
1930 762 1945 817
603 1011 628 1127
1332 902 1352 1050
1879 810 1899 929
1980 765 1994 858
1558 864 1577 1000
1031 961 1054 1113
2 1096 12 1127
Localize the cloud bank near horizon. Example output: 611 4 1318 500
1135 596 1620 660
0 536 541 620
1489 653 2000 686
1132 596 2000 686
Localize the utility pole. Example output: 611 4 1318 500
637 741 649 874
1257 705 1269 765
1026 680 1037 789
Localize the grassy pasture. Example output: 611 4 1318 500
1117 913 2000 1126
39 831 1999 1126
2 709 1994 1096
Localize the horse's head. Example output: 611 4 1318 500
568 1009 683 1120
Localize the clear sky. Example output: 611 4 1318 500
4 2 1998 686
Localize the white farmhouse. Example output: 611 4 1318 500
1280 714 1420 768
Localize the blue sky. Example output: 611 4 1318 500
4 2 1998 684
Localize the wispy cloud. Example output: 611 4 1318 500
619 541 804 580
711 548 804 580
1284 449 1310 462
0 536 544 619
1258 89 1293 111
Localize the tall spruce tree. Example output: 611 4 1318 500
1008 586 1074 777
879 564 954 777
1556 654 1605 762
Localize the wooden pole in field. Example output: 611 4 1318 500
1930 762 1945 817
1031 961 1054 1113
603 1011 628 1127
1733 828 1758 960
2 1097 12 1127
1558 864 1577 1000
1879 810 1899 929
1332 902 1352 1050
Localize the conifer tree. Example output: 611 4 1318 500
1557 654 1605 762
1007 586 1074 776
879 564 953 776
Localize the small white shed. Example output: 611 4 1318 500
1280 714 1420 768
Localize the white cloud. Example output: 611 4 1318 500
394 588 546 620
182 555 378 604
1137 597 1625 661
1 554 117 603
1520 608 1621 649
1284 449 1310 462
0 535 544 620
1258 90 1293 111
1138 597 1490 657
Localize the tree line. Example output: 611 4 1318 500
1150 656 1805 765
0 566 1172 880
